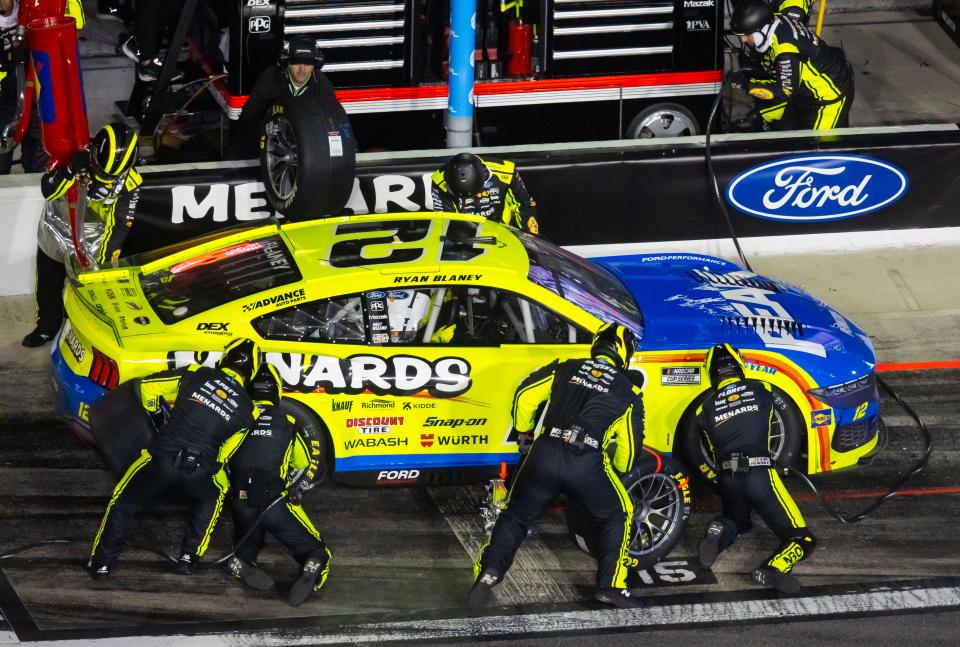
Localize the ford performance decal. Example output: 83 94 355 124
726 154 908 222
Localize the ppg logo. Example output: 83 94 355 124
249 16 272 33
726 154 909 222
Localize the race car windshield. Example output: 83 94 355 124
140 235 302 324
519 234 643 337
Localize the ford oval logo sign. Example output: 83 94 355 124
726 154 909 222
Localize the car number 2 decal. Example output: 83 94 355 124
329 220 487 268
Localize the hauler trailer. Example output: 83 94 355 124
191 0 723 149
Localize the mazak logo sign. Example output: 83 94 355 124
726 154 908 222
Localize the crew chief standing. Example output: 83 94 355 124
470 323 645 609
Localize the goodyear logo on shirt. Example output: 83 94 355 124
810 409 833 427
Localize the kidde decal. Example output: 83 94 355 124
167 352 472 397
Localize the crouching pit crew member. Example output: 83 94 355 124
470 323 645 609
695 343 816 594
87 338 261 579
431 152 539 235
225 363 331 607
729 0 853 131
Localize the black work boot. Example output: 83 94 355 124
752 566 801 594
175 552 201 575
595 587 643 609
22 327 56 348
288 552 330 607
226 556 275 591
698 519 727 568
85 557 111 580
467 569 500 611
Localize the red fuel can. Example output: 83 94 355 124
26 14 88 165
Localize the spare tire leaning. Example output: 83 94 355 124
87 379 157 476
260 94 357 220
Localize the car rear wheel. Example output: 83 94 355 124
260 94 356 221
278 397 333 485
681 385 804 481
566 450 691 571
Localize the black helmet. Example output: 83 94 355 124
730 0 775 36
705 343 746 385
91 122 139 180
590 323 637 371
444 153 488 197
249 363 282 406
218 338 261 386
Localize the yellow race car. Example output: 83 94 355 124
52 212 881 488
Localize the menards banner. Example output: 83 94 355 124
123 126 960 256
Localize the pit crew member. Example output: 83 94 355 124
225 364 331 607
469 323 645 609
226 36 336 159
431 152 539 235
730 0 854 131
695 343 816 594
87 338 261 578
23 122 142 347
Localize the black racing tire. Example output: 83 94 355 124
260 94 356 220
566 451 692 571
88 379 157 476
681 386 804 482
626 102 700 138
278 397 333 485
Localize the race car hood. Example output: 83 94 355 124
593 254 876 384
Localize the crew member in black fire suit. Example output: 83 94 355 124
225 36 336 159
470 323 644 609
695 343 816 594
225 364 332 607
431 152 539 235
730 0 853 131
87 338 261 578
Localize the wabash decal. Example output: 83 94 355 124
166 351 472 397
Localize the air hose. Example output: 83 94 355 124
703 67 934 524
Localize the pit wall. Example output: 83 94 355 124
2 124 959 296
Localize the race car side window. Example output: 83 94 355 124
252 296 366 343
365 286 589 346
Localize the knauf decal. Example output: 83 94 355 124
726 154 909 222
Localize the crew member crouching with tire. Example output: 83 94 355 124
226 363 331 607
470 323 645 609
696 343 816 594
87 338 261 578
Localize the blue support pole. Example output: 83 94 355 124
446 0 477 148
